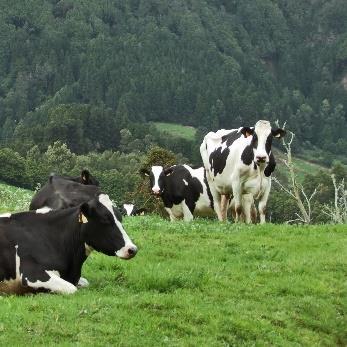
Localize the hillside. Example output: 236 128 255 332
0 0 346 158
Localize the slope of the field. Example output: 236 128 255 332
0 183 346 345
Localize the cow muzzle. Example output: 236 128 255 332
116 244 138 260
152 188 161 196
256 156 267 164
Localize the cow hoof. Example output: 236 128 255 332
77 277 89 288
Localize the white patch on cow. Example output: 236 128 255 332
151 166 163 194
36 206 52 214
253 120 272 162
183 179 188 186
123 204 134 216
98 194 137 259
85 243 94 256
77 277 89 288
26 271 77 294
0 212 11 218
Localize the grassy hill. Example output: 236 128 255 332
0 183 346 345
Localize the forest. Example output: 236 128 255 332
0 0 346 223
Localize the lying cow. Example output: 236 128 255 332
141 165 214 221
62 169 99 186
30 175 101 211
200 120 285 223
0 194 137 295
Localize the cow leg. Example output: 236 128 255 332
209 188 224 221
231 180 242 223
258 180 271 224
21 262 77 294
165 208 178 222
220 195 230 221
241 194 253 224
182 201 194 222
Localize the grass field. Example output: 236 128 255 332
0 182 33 213
0 212 346 346
154 122 197 141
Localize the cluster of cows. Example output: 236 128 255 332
0 170 137 295
142 120 285 224
0 120 285 295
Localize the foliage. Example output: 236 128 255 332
0 0 346 159
0 216 346 346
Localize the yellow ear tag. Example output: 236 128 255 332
79 213 88 224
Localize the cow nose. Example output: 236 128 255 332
128 246 138 257
152 188 160 194
256 156 267 163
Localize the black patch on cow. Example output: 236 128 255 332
185 177 203 214
209 147 230 177
264 152 276 177
265 135 273 154
221 130 241 147
204 169 214 209
241 145 254 166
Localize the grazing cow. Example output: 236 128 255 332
121 204 146 216
200 120 285 223
0 194 137 295
141 165 214 221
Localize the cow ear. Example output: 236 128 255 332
272 128 286 139
140 168 150 177
240 127 254 138
164 167 174 176
81 169 90 183
79 202 90 223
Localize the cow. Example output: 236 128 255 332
62 169 99 186
121 204 146 216
200 120 285 223
0 194 137 295
141 165 214 221
29 175 101 211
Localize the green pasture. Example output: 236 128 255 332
154 122 197 141
0 215 346 346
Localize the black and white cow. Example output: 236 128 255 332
62 169 99 186
200 120 285 223
29 175 101 211
121 204 146 216
141 165 214 221
0 194 137 295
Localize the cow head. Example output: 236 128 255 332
241 120 285 166
81 170 99 186
80 194 137 259
140 166 174 196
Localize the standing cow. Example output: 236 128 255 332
200 120 285 223
141 165 214 221
0 194 137 295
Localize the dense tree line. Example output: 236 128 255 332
0 0 346 160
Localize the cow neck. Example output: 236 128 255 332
48 208 86 257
